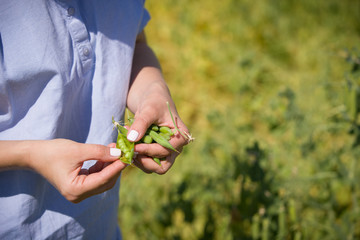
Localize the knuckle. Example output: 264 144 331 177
156 167 169 175
135 115 152 127
139 146 151 156
92 145 106 157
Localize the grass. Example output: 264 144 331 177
118 1 360 239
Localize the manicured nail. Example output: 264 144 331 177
127 130 139 141
110 148 121 157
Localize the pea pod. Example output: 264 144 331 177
116 129 127 150
117 136 128 153
113 118 134 164
149 130 179 153
116 130 133 164
116 136 132 164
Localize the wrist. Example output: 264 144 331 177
128 81 171 114
19 140 36 169
11 140 35 169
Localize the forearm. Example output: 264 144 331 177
0 140 31 170
127 32 173 114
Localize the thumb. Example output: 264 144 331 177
127 113 154 142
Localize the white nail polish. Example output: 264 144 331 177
127 130 139 141
110 148 121 157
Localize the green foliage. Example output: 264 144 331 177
118 0 360 239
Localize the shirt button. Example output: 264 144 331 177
67 7 75 16
83 47 90 56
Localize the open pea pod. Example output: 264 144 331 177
113 102 193 166
149 130 179 153
113 118 134 164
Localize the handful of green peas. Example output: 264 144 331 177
112 119 177 165
112 102 193 165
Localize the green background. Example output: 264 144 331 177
118 1 360 239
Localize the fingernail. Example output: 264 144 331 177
127 130 139 141
110 148 121 157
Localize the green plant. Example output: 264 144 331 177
117 1 360 239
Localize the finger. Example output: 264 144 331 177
105 143 118 169
132 156 153 174
86 144 118 174
72 168 121 203
78 159 127 194
134 143 171 158
153 153 178 175
134 136 184 157
127 110 156 142
81 144 122 162
172 125 191 145
107 143 116 148
88 161 105 174
133 153 178 175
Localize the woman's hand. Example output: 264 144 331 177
126 31 190 174
127 97 189 175
127 32 188 174
24 139 126 203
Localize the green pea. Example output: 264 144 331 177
142 135 153 144
115 129 132 162
151 125 159 132
117 135 128 152
160 126 174 136
125 152 131 159
159 132 171 141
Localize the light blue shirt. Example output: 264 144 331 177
0 0 150 239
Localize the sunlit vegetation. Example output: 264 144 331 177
118 1 360 239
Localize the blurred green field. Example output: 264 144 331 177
118 1 360 239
